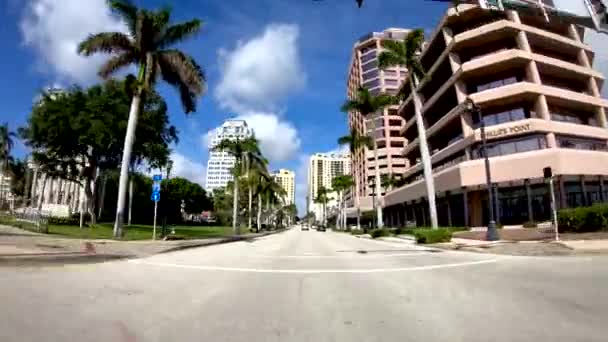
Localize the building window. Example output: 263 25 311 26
363 69 379 81
550 106 598 127
474 107 529 127
363 78 380 89
361 52 377 64
361 60 378 72
472 76 518 93
384 70 397 76
557 136 608 151
384 79 399 86
473 135 546 159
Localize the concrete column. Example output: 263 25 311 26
493 184 500 225
30 168 38 206
446 192 452 227
462 188 469 227
534 94 556 148
581 175 588 207
525 179 534 222
559 176 567 209
600 176 605 202
506 10 521 24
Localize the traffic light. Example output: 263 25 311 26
543 167 552 179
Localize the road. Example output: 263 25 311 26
1 228 607 341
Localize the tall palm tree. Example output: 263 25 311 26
249 161 270 232
338 128 372 230
314 186 330 227
0 123 16 207
212 137 261 234
332 175 354 230
378 28 438 228
78 0 206 238
341 87 395 229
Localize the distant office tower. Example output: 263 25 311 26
205 119 252 192
346 28 410 203
272 169 296 206
307 152 351 220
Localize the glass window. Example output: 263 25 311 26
361 60 378 72
384 70 397 76
384 79 399 86
364 78 380 89
363 69 379 80
557 136 608 151
361 52 376 63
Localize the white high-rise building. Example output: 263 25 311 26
205 119 252 192
272 169 295 206
307 152 351 221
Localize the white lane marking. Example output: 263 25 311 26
249 253 434 259
128 258 498 274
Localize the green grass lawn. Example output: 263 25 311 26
1 216 234 241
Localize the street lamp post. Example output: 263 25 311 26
465 98 499 241
370 178 377 230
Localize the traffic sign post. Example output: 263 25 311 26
151 175 162 240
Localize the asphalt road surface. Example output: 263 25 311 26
1 228 607 341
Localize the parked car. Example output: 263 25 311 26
301 226 309 231
317 226 326 232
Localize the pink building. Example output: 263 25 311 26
345 28 410 212
378 5 608 227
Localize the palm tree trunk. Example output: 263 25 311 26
113 92 142 238
257 193 262 233
248 184 253 231
98 173 107 218
411 75 438 228
232 178 239 234
371 113 384 229
128 176 134 226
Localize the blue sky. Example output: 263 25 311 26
3 0 608 214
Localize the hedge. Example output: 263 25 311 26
370 228 391 239
558 204 608 233
350 228 365 235
413 228 453 244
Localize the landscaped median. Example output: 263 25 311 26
347 226 467 244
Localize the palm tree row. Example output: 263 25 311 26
213 136 288 233
0 123 17 207
339 29 438 229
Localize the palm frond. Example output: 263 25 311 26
108 0 138 35
152 6 172 32
337 135 351 147
77 32 135 56
98 52 138 78
158 50 206 113
156 19 202 49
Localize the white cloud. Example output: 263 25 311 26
215 23 305 163
236 111 301 162
169 152 207 186
215 23 305 112
20 0 127 84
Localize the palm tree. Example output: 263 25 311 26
338 128 372 230
0 123 16 207
381 173 400 193
378 28 438 228
78 0 206 238
331 175 354 230
249 161 270 232
212 137 261 234
314 186 330 227
341 87 395 229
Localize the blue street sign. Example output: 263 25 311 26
151 191 160 202
153 174 162 182
152 183 161 192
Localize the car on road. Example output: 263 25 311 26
317 226 326 232
301 226 309 231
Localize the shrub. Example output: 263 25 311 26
393 227 416 235
370 228 391 239
48 216 80 225
522 221 537 228
558 204 608 233
350 228 365 235
413 228 452 244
